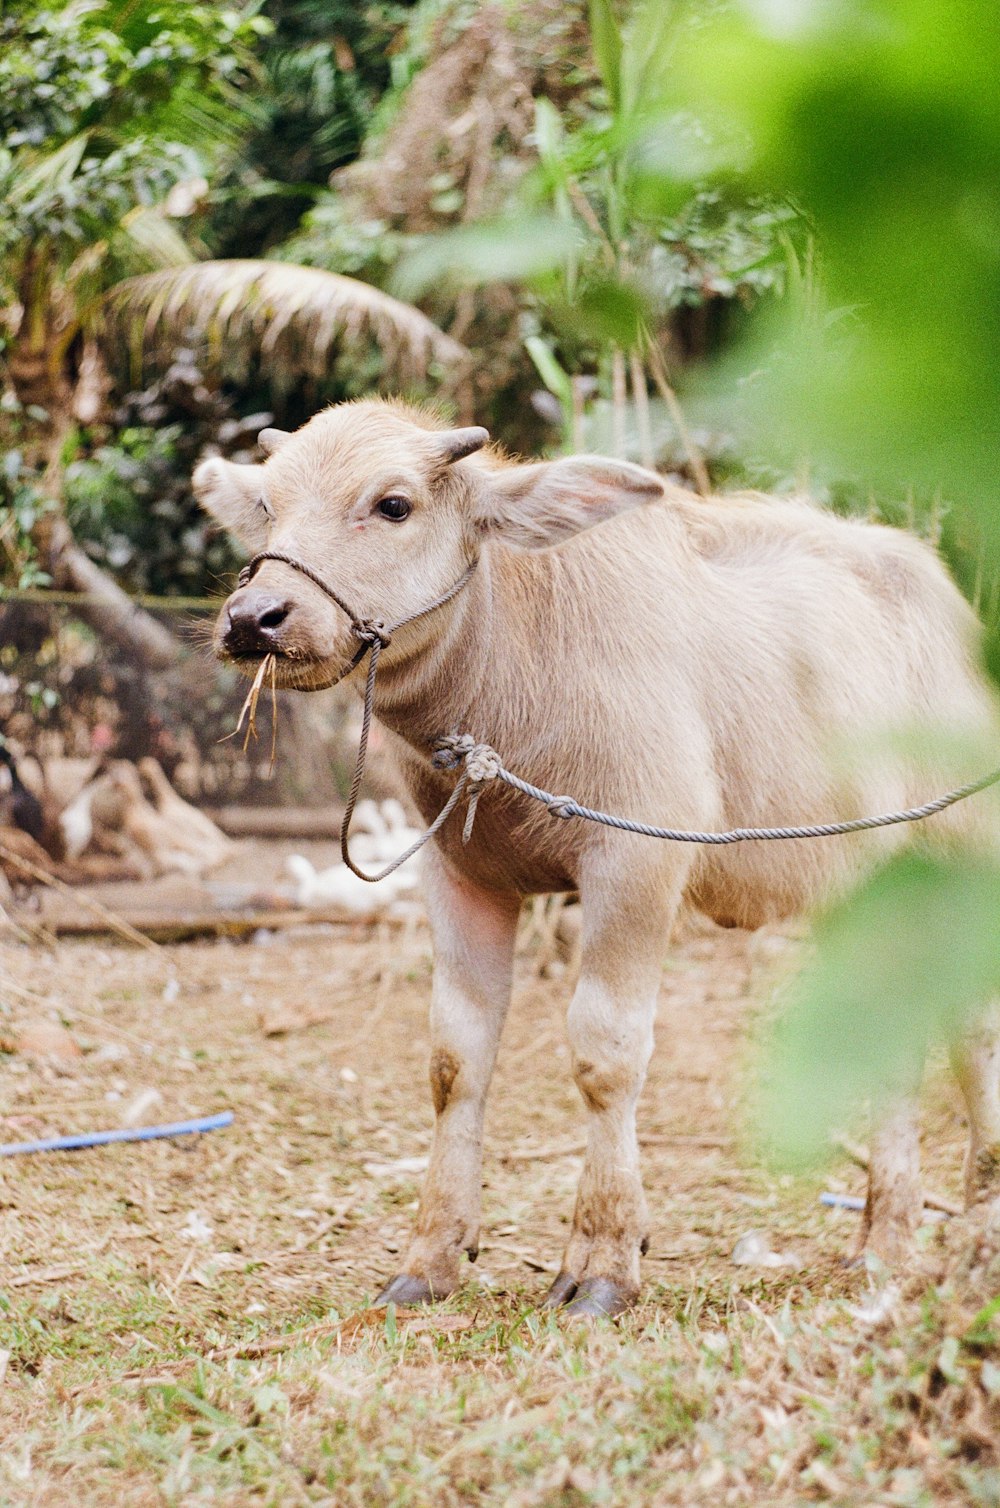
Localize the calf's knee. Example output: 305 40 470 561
567 987 653 1116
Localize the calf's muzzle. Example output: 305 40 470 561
221 586 293 658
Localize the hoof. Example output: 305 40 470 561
373 1273 436 1308
541 1269 579 1308
563 1276 633 1319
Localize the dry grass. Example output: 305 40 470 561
1 845 999 1505
226 653 279 772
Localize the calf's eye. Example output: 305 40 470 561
376 496 412 521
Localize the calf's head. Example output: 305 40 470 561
194 400 663 690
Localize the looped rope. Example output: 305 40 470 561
236 550 1000 877
464 743 503 787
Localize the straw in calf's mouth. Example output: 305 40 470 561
222 652 279 772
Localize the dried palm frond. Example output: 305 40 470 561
99 259 470 393
119 207 196 270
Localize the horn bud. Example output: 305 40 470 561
258 428 291 456
438 426 489 463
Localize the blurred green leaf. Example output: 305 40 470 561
589 0 623 113
524 336 572 407
963 1294 1000 1351
619 0 683 122
571 276 649 348
533 97 566 170
661 0 1000 534
763 850 1000 1168
394 216 580 298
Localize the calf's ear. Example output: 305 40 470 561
258 427 290 455
472 455 664 550
192 457 268 551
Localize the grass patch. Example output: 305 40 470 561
1 907 998 1503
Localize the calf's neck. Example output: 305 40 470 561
195 399 1000 1315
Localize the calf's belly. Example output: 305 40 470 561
687 825 902 930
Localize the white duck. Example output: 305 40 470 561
286 800 422 913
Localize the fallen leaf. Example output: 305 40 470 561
122 1088 163 1127
179 1211 213 1243
362 1156 429 1179
15 1021 81 1065
731 1229 802 1270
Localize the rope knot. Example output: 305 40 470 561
354 618 392 649
547 794 578 821
432 739 505 844
464 743 502 788
431 733 476 771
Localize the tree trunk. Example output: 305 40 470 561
46 516 180 671
7 256 181 672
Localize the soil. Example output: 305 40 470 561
1 840 968 1316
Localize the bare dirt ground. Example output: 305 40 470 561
1 840 998 1506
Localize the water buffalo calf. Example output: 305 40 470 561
194 400 1000 1315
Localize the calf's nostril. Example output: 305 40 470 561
258 604 290 631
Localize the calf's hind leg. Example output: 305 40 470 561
375 848 520 1306
852 1013 1000 1266
951 1012 1000 1213
854 1097 923 1266
545 854 688 1318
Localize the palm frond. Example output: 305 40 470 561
10 133 89 203
98 259 469 392
119 208 197 270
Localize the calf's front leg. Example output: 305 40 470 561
375 847 519 1306
545 855 687 1318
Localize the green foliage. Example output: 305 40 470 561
588 0 623 112
277 194 405 282
0 445 56 588
636 0 1000 1153
0 0 267 299
764 850 1000 1166
63 424 227 595
0 0 268 145
654 190 798 308
660 0 1000 527
397 214 581 297
396 0 799 446
0 3 128 148
0 135 190 273
206 0 417 254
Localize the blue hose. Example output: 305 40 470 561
0 1110 233 1157
820 1192 865 1210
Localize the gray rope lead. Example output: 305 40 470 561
433 734 1000 846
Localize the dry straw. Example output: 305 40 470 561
224 654 279 773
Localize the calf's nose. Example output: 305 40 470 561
222 588 292 657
